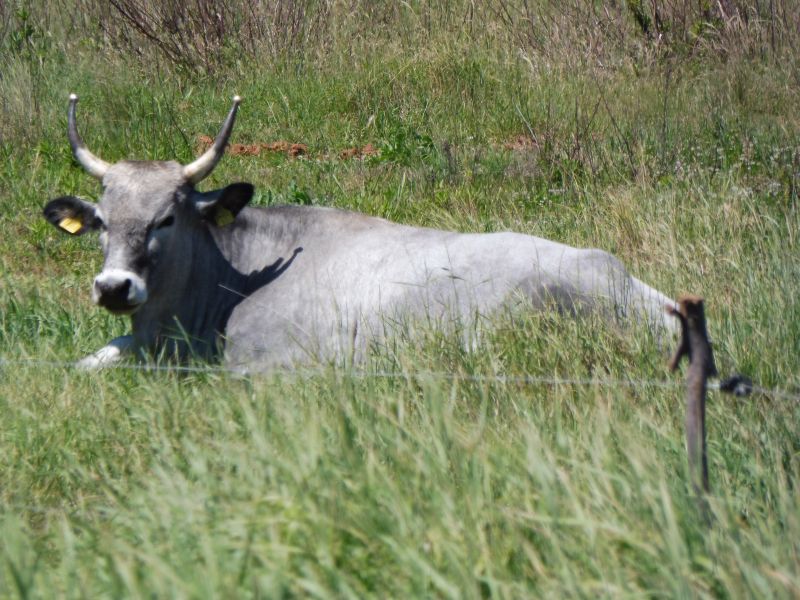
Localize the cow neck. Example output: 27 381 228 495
210 206 306 274
131 223 249 361
208 207 307 296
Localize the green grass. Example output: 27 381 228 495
1 1 799 597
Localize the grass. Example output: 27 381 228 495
1 1 799 597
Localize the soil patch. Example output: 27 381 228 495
339 143 379 160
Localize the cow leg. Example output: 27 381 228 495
627 276 679 334
76 335 134 369
570 249 677 334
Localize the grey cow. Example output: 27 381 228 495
44 95 676 371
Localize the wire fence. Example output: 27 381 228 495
1 356 798 402
1 348 798 520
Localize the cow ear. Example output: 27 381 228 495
192 183 254 227
43 196 102 236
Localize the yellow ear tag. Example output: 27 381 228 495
59 217 82 234
215 208 234 227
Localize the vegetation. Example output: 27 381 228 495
1 1 798 596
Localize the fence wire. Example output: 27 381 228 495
1 355 798 520
0 357 798 402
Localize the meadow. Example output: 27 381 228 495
0 1 798 596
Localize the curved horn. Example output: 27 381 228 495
183 95 241 184
68 94 110 180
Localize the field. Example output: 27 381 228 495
1 1 798 597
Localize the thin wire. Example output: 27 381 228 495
0 357 233 374
0 502 112 518
350 370 683 390
1 357 798 402
745 384 800 402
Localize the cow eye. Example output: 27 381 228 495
156 215 175 229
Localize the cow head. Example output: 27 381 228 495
44 94 253 315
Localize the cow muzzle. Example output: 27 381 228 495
92 269 148 314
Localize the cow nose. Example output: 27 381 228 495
92 269 148 313
95 277 131 302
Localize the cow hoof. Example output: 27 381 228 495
76 355 107 369
75 336 134 369
76 350 119 369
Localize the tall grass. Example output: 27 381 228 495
1 0 798 596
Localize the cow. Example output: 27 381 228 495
43 94 676 372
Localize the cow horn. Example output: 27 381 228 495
183 95 241 184
68 94 110 180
